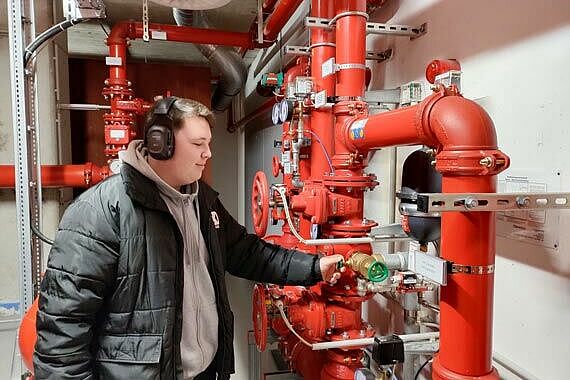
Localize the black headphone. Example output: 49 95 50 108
144 96 178 160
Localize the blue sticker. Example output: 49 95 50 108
350 119 368 140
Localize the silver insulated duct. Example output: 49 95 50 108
173 8 247 112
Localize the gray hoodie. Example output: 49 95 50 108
122 140 218 380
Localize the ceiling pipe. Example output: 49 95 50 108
263 0 304 41
173 9 248 112
108 20 255 49
0 164 109 188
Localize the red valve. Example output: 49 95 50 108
272 155 281 178
251 171 270 237
425 59 461 84
252 283 269 352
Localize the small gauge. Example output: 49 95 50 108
279 99 291 123
109 159 122 174
271 103 280 125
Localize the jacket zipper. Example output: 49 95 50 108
208 220 225 376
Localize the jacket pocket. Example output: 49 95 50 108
94 334 162 379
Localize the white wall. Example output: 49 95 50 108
243 0 570 379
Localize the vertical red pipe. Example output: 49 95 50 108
310 0 335 178
108 43 128 86
335 0 367 98
432 176 499 379
334 0 367 159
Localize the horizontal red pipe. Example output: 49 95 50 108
263 0 304 41
108 21 255 49
346 89 498 151
0 164 109 188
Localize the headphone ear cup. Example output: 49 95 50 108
146 125 175 160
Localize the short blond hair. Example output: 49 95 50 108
145 97 215 132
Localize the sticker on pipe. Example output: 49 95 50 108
350 119 368 140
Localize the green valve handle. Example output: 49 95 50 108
368 261 389 282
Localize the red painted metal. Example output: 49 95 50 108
426 59 462 84
254 2 379 379
263 0 304 41
262 0 279 12
109 21 254 49
343 85 508 378
0 164 109 188
18 298 38 375
252 171 270 237
252 284 269 351
310 0 335 179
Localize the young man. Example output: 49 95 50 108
33 97 342 380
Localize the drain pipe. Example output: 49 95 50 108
173 9 247 112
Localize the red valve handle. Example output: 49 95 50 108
251 171 270 237
272 155 281 178
252 283 269 352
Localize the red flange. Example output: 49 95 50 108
251 171 270 237
252 283 269 352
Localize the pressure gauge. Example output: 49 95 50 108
109 159 122 175
279 100 293 123
271 103 280 125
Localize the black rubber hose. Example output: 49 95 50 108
24 18 84 67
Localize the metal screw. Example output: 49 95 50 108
516 196 530 208
465 197 479 209
479 157 493 167
341 332 350 340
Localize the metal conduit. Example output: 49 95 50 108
172 8 247 112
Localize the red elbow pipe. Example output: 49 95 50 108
346 87 504 153
263 0 304 41
345 88 509 379
0 164 109 188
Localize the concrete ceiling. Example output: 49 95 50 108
0 0 260 65
71 0 259 65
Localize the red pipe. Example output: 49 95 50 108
334 0 367 98
345 87 508 379
262 0 279 13
310 0 336 178
333 0 367 164
263 0 304 41
109 21 254 49
0 164 110 188
432 175 499 379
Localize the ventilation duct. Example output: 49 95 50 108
173 8 247 112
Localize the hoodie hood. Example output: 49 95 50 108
121 140 198 203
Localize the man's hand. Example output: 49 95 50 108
319 254 345 285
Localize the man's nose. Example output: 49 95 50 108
202 146 212 159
